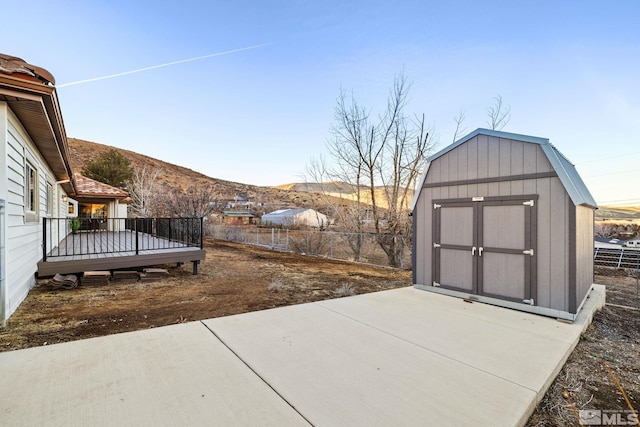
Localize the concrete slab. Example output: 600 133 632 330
315 286 604 393
0 321 307 427
0 284 604 427
204 285 605 427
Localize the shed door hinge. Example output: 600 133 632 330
433 243 441 248
523 200 535 206
523 249 534 256
432 281 440 287
523 298 535 305
433 203 441 209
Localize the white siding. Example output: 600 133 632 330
1 107 60 319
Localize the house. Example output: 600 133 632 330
0 54 76 323
261 208 328 229
411 129 597 320
594 236 624 249
222 210 255 226
0 54 205 324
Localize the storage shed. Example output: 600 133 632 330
411 129 597 320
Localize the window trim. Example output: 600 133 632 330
45 181 53 216
25 161 38 222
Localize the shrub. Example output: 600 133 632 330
334 283 355 297
268 280 283 293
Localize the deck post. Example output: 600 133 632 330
42 218 47 262
192 260 200 275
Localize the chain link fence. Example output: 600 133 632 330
206 225 412 269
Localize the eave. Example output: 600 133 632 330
0 74 75 194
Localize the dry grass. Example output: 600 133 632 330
0 239 410 352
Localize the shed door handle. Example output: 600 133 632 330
471 247 476 256
478 247 483 257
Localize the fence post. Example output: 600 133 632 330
200 217 204 249
330 232 333 259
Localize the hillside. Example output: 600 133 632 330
276 181 414 210
596 205 640 221
68 138 335 212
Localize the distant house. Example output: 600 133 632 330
225 194 258 210
222 210 255 226
261 208 328 229
594 236 624 249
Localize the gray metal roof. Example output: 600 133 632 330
412 128 598 209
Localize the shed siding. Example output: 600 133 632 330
575 205 594 307
547 177 569 311
415 134 578 313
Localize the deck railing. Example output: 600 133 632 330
42 217 204 261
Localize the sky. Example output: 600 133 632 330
3 1 639 205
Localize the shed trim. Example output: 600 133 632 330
423 171 558 189
568 202 577 313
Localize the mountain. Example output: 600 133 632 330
68 138 335 211
596 205 640 221
276 181 414 210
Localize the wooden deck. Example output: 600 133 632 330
37 230 206 277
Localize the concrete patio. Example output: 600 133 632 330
0 285 605 426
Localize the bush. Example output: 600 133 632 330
334 283 355 297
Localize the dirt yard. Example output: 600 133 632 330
1 238 638 425
0 239 410 351
527 274 640 426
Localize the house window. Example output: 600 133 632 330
25 162 38 222
80 203 107 219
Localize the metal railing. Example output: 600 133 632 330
42 217 203 261
594 247 640 269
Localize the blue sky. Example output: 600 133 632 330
4 1 639 205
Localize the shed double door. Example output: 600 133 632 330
433 196 537 304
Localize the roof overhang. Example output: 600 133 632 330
0 72 75 194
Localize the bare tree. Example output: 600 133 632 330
304 156 368 261
127 166 161 217
155 184 221 218
452 109 467 142
486 94 511 130
313 74 437 267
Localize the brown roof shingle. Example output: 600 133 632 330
0 54 55 85
74 173 129 199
